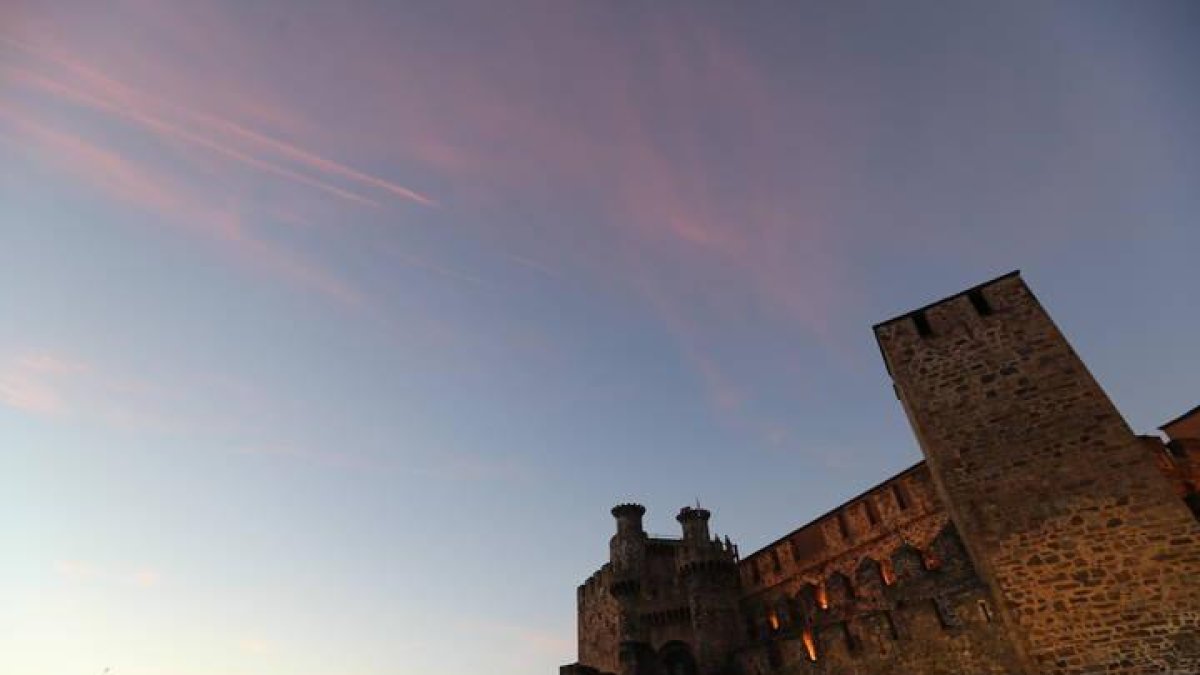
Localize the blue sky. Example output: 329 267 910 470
2 1 1198 673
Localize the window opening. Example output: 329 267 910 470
912 310 932 337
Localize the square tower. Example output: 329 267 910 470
873 272 1200 674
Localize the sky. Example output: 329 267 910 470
1 1 1198 673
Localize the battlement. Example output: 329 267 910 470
872 270 1026 377
738 462 935 589
611 503 647 519
872 269 1019 331
675 506 711 522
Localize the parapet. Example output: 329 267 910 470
872 270 1026 376
611 503 647 519
872 270 1019 332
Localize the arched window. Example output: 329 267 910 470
930 524 969 572
796 584 821 620
891 544 926 582
825 572 853 606
854 558 885 598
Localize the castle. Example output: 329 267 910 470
559 272 1200 675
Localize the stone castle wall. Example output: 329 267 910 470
874 273 1200 674
577 565 620 674
735 465 1018 674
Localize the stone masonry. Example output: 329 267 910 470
561 272 1200 675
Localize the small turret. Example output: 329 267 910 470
611 503 646 536
607 504 650 675
674 505 742 675
609 503 648 583
676 506 711 543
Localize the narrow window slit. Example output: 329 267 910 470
912 310 933 337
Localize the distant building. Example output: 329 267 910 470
560 272 1200 675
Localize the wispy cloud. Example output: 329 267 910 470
0 350 185 433
1 33 434 207
0 352 89 416
0 372 64 415
3 2 850 452
0 98 364 307
1 63 379 207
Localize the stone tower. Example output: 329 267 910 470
873 271 1200 674
608 503 650 675
676 507 741 675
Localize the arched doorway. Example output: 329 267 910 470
656 641 697 675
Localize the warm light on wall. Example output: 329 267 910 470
816 583 829 609
881 560 896 586
768 612 780 631
802 628 817 661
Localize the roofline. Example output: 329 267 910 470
739 460 927 564
870 270 1021 331
1160 403 1200 431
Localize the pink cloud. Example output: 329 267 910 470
0 373 63 415
0 350 237 437
0 352 87 416
1 62 381 207
1 33 434 207
0 98 364 308
4 3 854 438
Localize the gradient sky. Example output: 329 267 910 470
2 2 1198 674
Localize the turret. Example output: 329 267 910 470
675 505 742 675
607 504 649 675
675 506 711 543
611 503 646 536
609 503 648 577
